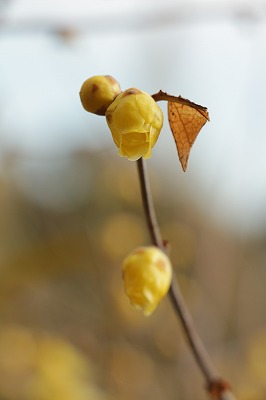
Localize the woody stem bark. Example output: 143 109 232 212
136 157 235 400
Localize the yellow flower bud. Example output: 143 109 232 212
105 88 163 161
122 246 172 316
79 75 121 115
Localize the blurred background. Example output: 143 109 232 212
0 0 266 399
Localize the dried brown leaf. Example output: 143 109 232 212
168 100 209 171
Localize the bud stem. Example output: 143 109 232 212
136 157 236 400
136 158 164 250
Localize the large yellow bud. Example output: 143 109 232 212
79 75 121 115
122 246 172 316
106 88 163 161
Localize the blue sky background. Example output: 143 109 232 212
1 0 266 234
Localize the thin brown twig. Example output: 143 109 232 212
136 157 236 400
151 90 209 115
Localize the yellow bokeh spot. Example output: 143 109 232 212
247 330 266 386
0 326 104 400
101 213 146 260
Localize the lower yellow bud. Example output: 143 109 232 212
106 88 163 160
79 75 121 115
122 246 172 316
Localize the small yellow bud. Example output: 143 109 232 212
79 75 121 115
122 246 172 316
106 88 163 161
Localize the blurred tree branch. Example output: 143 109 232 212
0 1 262 36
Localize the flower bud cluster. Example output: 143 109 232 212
79 76 163 160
